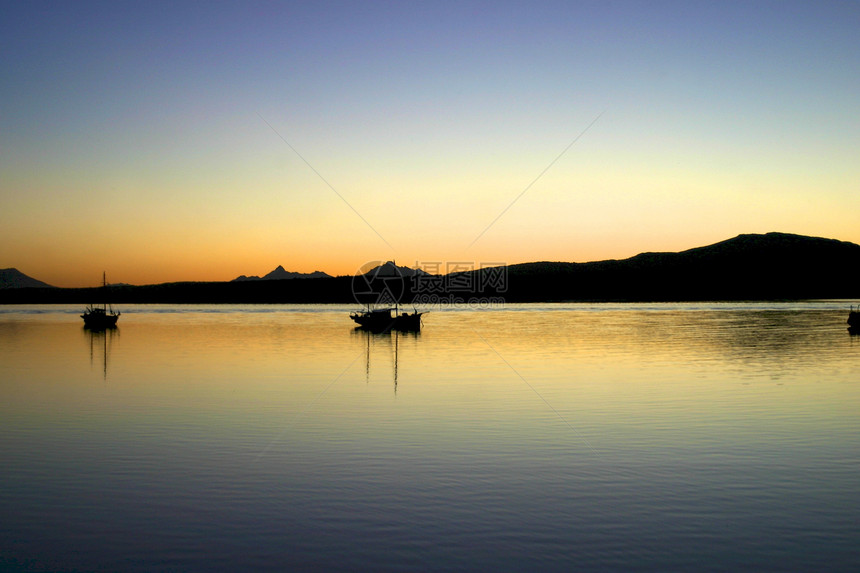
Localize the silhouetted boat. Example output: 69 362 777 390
81 272 120 329
848 308 859 335
350 307 423 332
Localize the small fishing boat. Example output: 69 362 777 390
82 272 120 329
350 307 423 332
848 306 859 335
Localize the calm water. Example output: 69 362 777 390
1 303 859 572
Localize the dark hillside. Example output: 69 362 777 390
0 268 54 289
2 233 858 303
488 233 860 301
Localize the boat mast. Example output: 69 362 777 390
393 330 399 393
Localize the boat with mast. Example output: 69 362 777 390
350 303 423 332
349 260 425 332
81 272 120 329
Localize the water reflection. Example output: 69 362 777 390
83 326 118 379
352 327 420 393
2 305 860 572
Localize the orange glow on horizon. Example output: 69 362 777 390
9 221 860 289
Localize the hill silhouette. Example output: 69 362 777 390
233 266 332 281
477 232 860 301
2 233 858 303
359 261 428 278
0 268 54 289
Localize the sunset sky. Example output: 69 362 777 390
2 1 858 287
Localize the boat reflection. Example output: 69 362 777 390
352 327 420 394
83 325 118 379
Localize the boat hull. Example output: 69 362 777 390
350 310 423 332
82 310 120 330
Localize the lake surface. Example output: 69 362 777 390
1 303 859 572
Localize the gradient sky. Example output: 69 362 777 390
2 1 858 287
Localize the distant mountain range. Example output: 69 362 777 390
233 266 332 281
0 268 54 289
2 233 859 302
359 261 429 278
233 261 427 282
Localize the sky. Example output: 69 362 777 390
2 0 858 287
